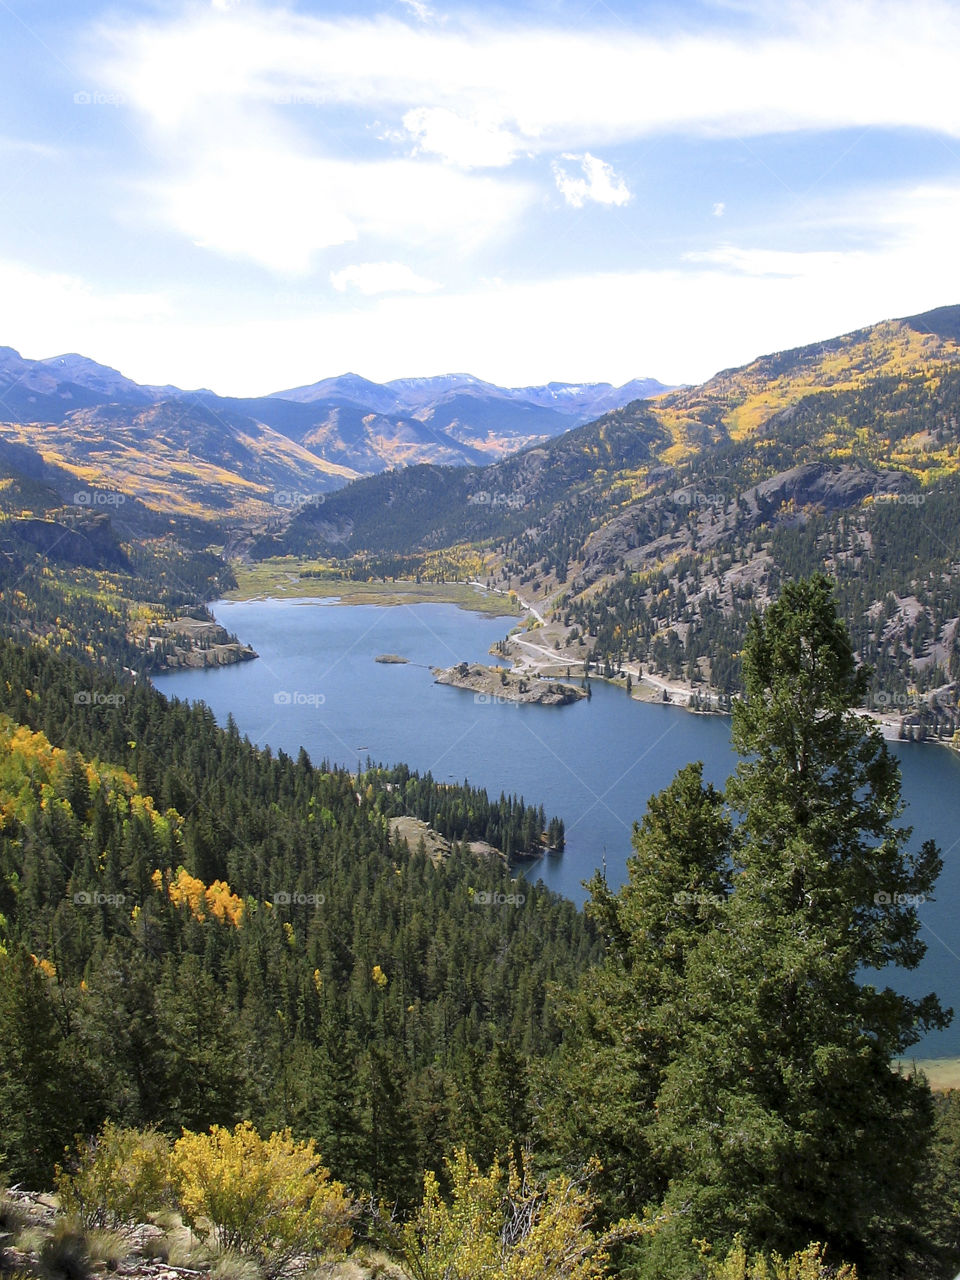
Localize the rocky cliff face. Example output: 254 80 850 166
579 462 917 582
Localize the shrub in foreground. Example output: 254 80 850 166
171 1122 353 1275
376 1147 648 1280
705 1240 857 1279
56 1123 171 1230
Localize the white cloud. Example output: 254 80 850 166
8 180 958 395
331 262 440 295
0 259 171 372
93 2 960 149
402 107 521 168
712 202 726 218
689 183 960 282
0 260 170 327
158 150 356 274
687 244 855 280
0 136 60 158
148 148 532 274
553 153 631 208
88 11 537 274
83 1 960 278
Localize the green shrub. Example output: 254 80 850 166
55 1123 171 1230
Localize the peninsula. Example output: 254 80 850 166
432 662 586 706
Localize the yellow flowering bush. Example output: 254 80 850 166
171 1122 353 1274
382 1148 647 1280
56 1122 172 1230
705 1241 858 1280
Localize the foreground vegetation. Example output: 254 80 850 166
3 1124 872 1280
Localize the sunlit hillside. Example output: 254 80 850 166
0 403 357 520
649 309 960 463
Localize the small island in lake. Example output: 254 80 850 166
375 653 409 663
433 662 586 706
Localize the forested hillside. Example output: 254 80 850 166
262 307 960 721
0 638 593 1204
0 438 257 672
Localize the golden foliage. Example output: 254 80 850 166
171 1122 353 1273
0 714 174 846
155 865 245 927
420 546 485 583
383 1148 649 1280
705 1240 858 1279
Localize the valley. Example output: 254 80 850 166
4 305 960 1279
256 305 960 746
150 594 960 1068
10 4 960 1271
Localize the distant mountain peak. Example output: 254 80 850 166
42 352 127 375
0 341 674 476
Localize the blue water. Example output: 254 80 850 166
154 597 960 1058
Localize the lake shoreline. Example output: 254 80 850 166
225 562 523 617
156 595 960 1061
220 575 960 753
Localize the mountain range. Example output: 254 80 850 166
0 347 669 515
7 303 960 722
273 304 960 554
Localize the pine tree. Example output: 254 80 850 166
155 953 246 1131
924 1090 960 1275
543 762 730 1218
652 575 949 1276
0 948 78 1185
362 1046 419 1209
306 1007 366 1189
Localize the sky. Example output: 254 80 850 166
2 0 960 395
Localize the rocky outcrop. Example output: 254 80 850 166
579 462 916 580
742 462 914 516
150 616 257 669
6 514 131 571
433 662 585 705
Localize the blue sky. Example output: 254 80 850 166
2 0 960 394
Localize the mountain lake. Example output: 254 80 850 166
153 596 960 1059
